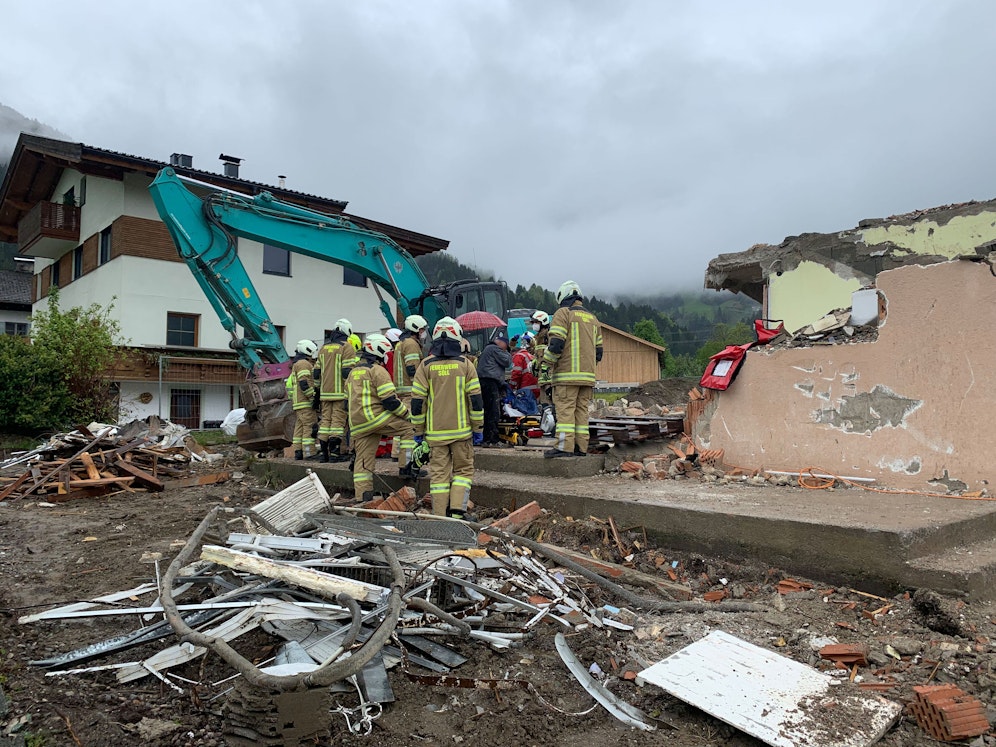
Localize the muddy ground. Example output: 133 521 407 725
0 447 994 746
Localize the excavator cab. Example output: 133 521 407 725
418 279 508 354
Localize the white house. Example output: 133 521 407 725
0 134 448 427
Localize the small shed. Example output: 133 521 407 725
596 323 664 387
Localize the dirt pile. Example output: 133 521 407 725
624 377 699 409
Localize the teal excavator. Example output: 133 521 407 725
148 167 506 450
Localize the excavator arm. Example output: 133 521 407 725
148 167 500 451
149 167 446 371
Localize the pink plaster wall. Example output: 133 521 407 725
692 260 996 491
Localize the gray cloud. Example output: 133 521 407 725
2 0 994 297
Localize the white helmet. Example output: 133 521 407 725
557 280 582 305
432 316 462 341
530 310 550 327
332 318 352 336
362 333 392 363
295 339 318 358
385 327 402 343
404 314 428 334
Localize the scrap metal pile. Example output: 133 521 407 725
0 418 227 503
18 472 682 743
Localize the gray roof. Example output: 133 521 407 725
0 269 32 307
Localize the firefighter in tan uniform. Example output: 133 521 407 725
529 310 552 406
540 281 602 458
286 339 319 460
411 318 484 518
345 334 413 501
314 318 357 463
391 314 428 465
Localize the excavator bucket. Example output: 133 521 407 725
236 400 295 452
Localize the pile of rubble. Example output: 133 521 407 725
0 417 228 503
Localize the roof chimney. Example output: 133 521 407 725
219 153 243 178
278 175 287 189
170 153 193 168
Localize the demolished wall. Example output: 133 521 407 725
704 199 996 333
692 260 996 492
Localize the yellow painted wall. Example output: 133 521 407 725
860 211 996 258
769 260 861 333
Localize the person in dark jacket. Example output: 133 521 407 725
475 332 511 447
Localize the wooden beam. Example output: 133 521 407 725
79 453 101 480
114 459 164 491
161 472 230 489
200 545 386 603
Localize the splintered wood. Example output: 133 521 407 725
0 426 211 502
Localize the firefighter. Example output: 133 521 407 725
314 318 357 463
540 281 602 458
411 317 484 518
528 309 553 412
286 339 319 460
345 333 413 501
391 314 428 464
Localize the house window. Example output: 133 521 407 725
166 312 199 347
263 244 290 276
3 322 29 337
343 267 367 287
274 325 286 346
170 388 201 429
50 261 60 289
73 246 84 280
62 187 75 206
99 227 112 265
79 177 87 207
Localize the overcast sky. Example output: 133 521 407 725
2 0 995 298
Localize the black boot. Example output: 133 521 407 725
574 445 586 456
318 440 330 463
446 507 476 522
361 490 374 502
327 438 349 462
544 448 573 459
294 450 304 461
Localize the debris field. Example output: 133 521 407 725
0 442 994 746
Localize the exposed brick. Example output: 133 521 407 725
911 684 989 741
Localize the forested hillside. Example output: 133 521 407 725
416 251 758 376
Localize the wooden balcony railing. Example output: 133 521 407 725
18 201 81 251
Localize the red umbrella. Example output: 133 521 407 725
455 311 506 332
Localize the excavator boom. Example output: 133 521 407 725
148 168 504 450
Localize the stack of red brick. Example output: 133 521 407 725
909 684 989 742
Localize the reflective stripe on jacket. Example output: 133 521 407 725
393 335 422 395
316 341 357 401
543 303 602 386
347 362 409 436
411 356 483 445
286 358 315 410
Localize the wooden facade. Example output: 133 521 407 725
595 323 664 386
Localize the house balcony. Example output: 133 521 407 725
18 201 81 260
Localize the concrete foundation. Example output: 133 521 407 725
252 451 996 600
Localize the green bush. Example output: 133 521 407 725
29 290 123 426
0 334 70 431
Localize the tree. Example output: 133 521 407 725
695 321 754 370
631 318 666 378
29 290 125 426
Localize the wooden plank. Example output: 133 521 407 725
0 471 30 501
638 631 901 747
200 545 387 604
79 453 101 480
539 542 693 600
66 477 135 488
161 471 230 489
113 459 164 491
